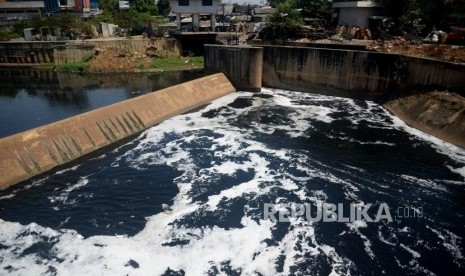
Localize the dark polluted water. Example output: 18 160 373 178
0 69 206 137
0 89 465 275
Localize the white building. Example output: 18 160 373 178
170 0 223 31
332 1 383 27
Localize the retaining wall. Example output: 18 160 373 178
53 44 95 66
0 41 65 63
204 45 465 99
262 46 465 99
204 45 263 91
0 73 236 190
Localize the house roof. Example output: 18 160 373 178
168 5 235 16
332 1 383 9
0 1 44 10
253 7 277 15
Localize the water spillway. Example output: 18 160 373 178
0 73 236 190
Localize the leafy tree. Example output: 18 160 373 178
290 0 334 24
266 0 303 42
130 0 158 15
374 0 465 33
157 0 171 17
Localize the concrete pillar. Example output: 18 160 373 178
210 14 216 32
204 45 263 92
193 13 200 32
176 14 181 30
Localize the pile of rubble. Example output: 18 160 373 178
367 38 465 63
88 48 153 73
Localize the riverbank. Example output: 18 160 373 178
384 91 465 149
54 51 203 73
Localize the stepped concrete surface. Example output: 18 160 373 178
0 73 236 190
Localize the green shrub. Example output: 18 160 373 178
56 61 89 73
152 56 204 69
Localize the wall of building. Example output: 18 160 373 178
74 0 90 12
44 0 60 13
337 7 381 27
0 73 236 190
170 0 221 14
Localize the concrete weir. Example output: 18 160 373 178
0 73 236 190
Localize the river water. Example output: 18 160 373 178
0 71 464 275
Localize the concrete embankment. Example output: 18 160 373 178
384 92 465 149
0 73 236 190
204 45 263 91
205 44 465 99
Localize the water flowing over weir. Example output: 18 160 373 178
0 73 236 190
0 89 465 275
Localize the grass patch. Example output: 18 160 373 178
55 61 89 73
38 63 55 70
152 56 204 69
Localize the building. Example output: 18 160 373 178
251 6 276 23
73 0 89 13
170 0 222 31
332 1 383 27
0 1 45 22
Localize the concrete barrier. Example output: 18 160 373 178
204 45 465 99
0 73 236 190
53 44 95 66
204 45 263 92
0 41 66 64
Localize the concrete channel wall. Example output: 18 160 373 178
0 73 236 190
204 45 465 99
0 41 66 63
262 46 465 99
204 45 263 92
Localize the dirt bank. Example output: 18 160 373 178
87 50 203 73
384 91 465 149
368 39 465 64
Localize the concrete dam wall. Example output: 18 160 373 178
205 45 465 99
204 45 263 92
0 73 236 190
262 46 465 99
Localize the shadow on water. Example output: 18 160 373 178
0 69 206 137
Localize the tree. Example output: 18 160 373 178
290 0 335 24
269 0 334 25
266 0 303 42
157 0 171 17
374 0 465 34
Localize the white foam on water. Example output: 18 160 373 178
0 89 463 275
427 225 464 267
47 176 91 208
400 174 449 193
55 165 81 175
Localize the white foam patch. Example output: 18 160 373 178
427 225 464 266
55 165 81 175
0 89 463 275
400 174 449 193
48 176 91 209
